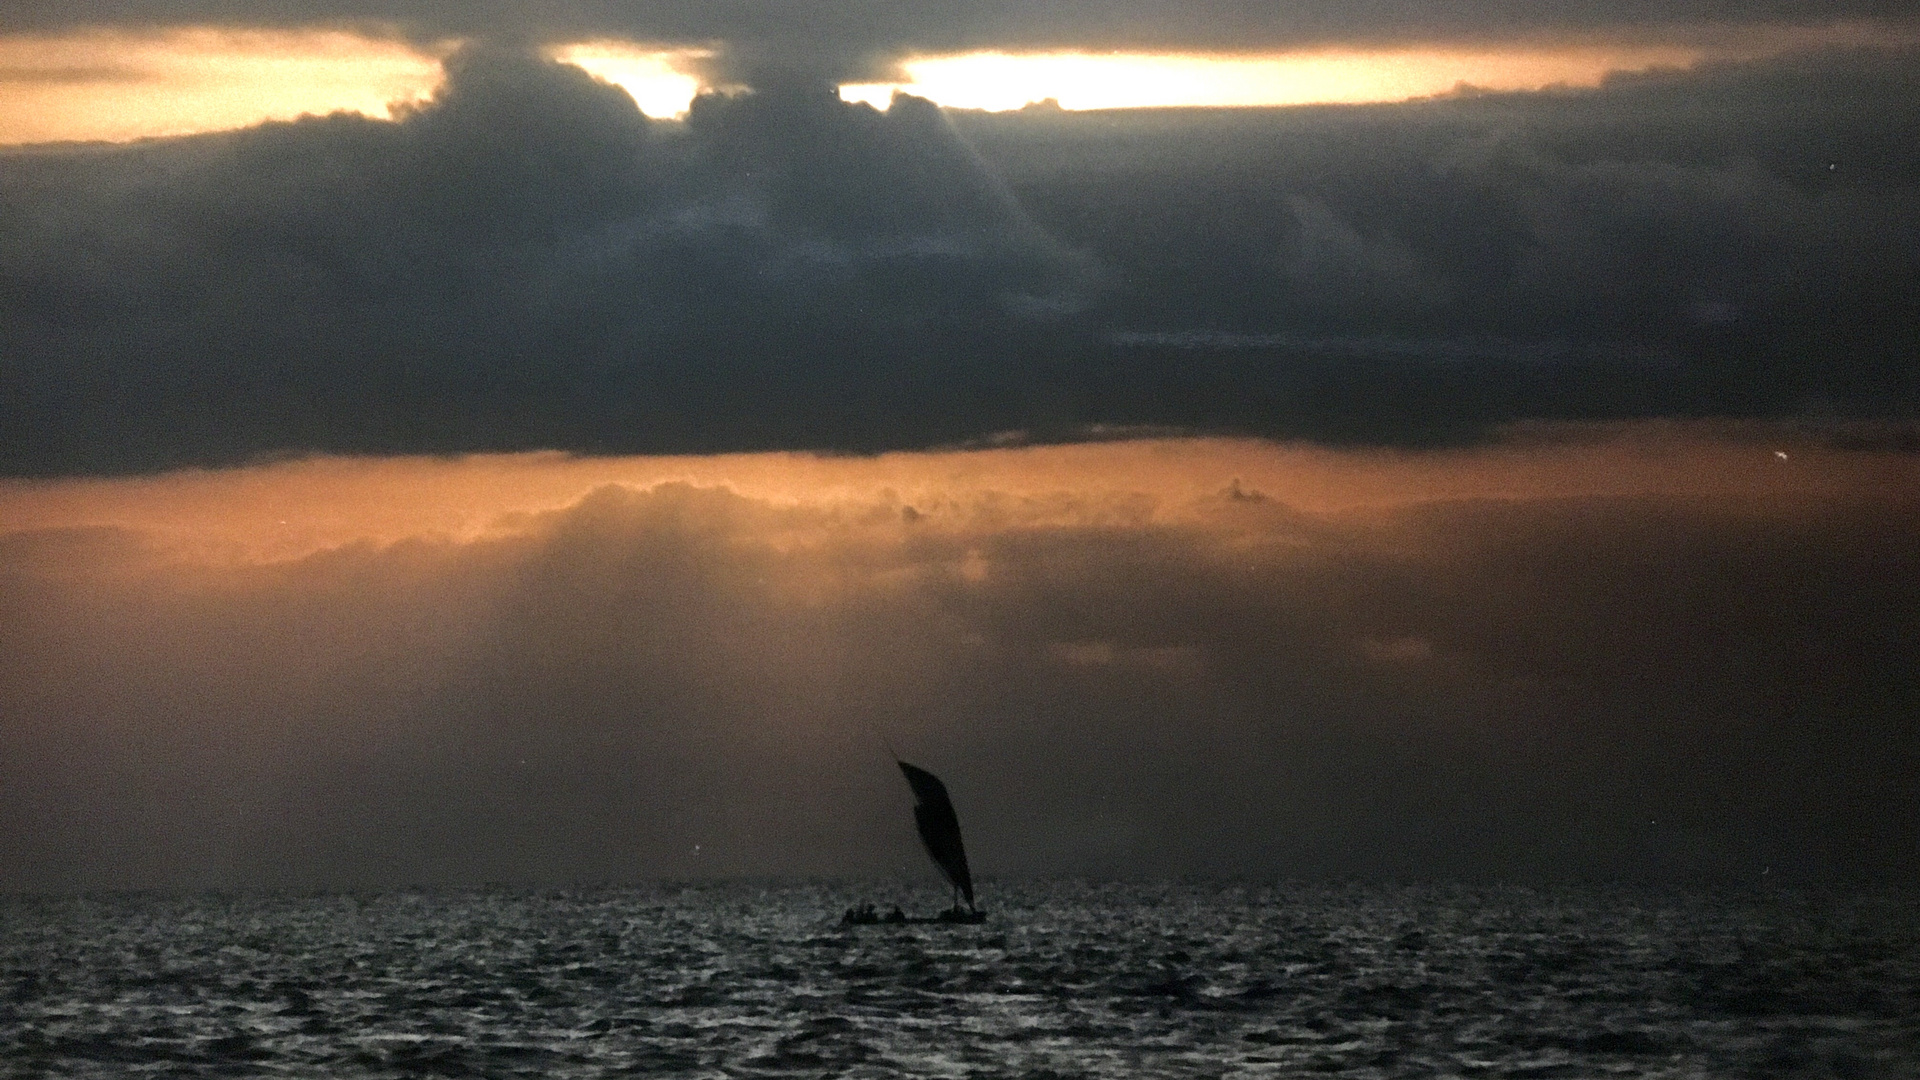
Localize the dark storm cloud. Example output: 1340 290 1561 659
2 433 1916 890
959 46 1920 431
3 44 1919 473
0 44 1092 473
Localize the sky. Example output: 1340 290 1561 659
2 1 1918 891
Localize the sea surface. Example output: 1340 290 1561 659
3 881 1916 1078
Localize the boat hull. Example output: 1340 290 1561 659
839 909 987 927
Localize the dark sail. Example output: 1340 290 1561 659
897 761 975 909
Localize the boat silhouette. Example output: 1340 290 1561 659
841 759 986 925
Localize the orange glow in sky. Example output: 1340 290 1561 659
837 22 1914 111
1 426 1907 567
4 22 1912 143
547 41 714 118
838 45 1706 112
0 28 444 144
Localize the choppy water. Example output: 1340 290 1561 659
3 882 1916 1078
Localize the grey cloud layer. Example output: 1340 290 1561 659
4 469 1916 890
3 45 1918 473
2 46 1091 471
975 49 1920 432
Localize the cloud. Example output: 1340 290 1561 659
0 43 1092 474
2 428 1916 890
1281 195 1445 306
3 43 1917 473
964 45 1920 419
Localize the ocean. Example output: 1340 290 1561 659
3 881 1916 1078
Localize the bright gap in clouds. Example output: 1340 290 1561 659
0 28 444 144
1 21 1911 142
837 21 1913 111
545 42 714 117
542 38 1808 117
838 46 1714 111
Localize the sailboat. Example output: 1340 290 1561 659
841 759 987 925
896 761 985 922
